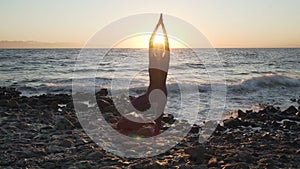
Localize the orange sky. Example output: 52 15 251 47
1 0 300 48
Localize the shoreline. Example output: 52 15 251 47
0 87 299 168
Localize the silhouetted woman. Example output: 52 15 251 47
130 14 170 135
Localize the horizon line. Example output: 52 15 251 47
0 40 299 49
1 47 299 49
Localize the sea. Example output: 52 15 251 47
1 48 299 123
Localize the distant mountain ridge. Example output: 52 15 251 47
0 40 82 48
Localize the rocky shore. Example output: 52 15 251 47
0 87 300 168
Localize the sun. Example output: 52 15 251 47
114 34 186 48
153 34 165 45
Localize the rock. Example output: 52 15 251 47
96 88 108 97
178 164 207 169
290 124 300 130
162 114 175 124
222 162 249 169
7 99 19 108
237 151 253 163
73 160 92 169
98 99 114 112
55 116 75 130
67 116 81 129
50 101 58 110
0 153 16 166
207 157 219 167
0 87 21 99
56 94 71 104
283 121 297 129
261 133 273 140
185 145 205 163
237 109 246 118
66 101 74 109
60 139 73 147
152 161 169 169
258 158 275 167
99 166 122 169
270 120 280 128
223 118 243 128
215 124 226 131
190 124 199 134
46 145 64 153
0 99 8 107
245 111 259 119
85 151 104 160
283 106 298 115
42 162 56 169
264 105 280 114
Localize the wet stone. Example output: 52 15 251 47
222 162 249 169
223 118 244 128
207 157 218 167
185 145 206 164
162 114 175 124
190 124 199 133
283 106 298 115
46 145 64 153
85 151 104 160
0 153 16 166
42 162 56 169
0 99 8 107
55 116 74 130
237 109 246 119
7 99 19 108
96 88 108 97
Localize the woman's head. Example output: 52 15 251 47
154 43 164 57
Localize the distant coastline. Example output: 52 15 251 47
0 40 82 49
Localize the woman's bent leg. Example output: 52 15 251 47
129 93 151 111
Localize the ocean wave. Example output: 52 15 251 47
14 74 300 96
229 74 300 91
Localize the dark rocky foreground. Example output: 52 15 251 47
0 87 300 169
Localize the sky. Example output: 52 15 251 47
0 0 300 48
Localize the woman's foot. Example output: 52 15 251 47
153 123 161 136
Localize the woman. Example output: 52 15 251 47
130 14 170 135
117 14 170 136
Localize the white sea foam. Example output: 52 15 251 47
230 74 300 91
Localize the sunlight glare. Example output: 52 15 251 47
114 34 185 48
153 34 165 45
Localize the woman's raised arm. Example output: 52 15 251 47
149 15 162 48
162 22 169 51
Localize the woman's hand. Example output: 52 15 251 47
159 13 163 24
